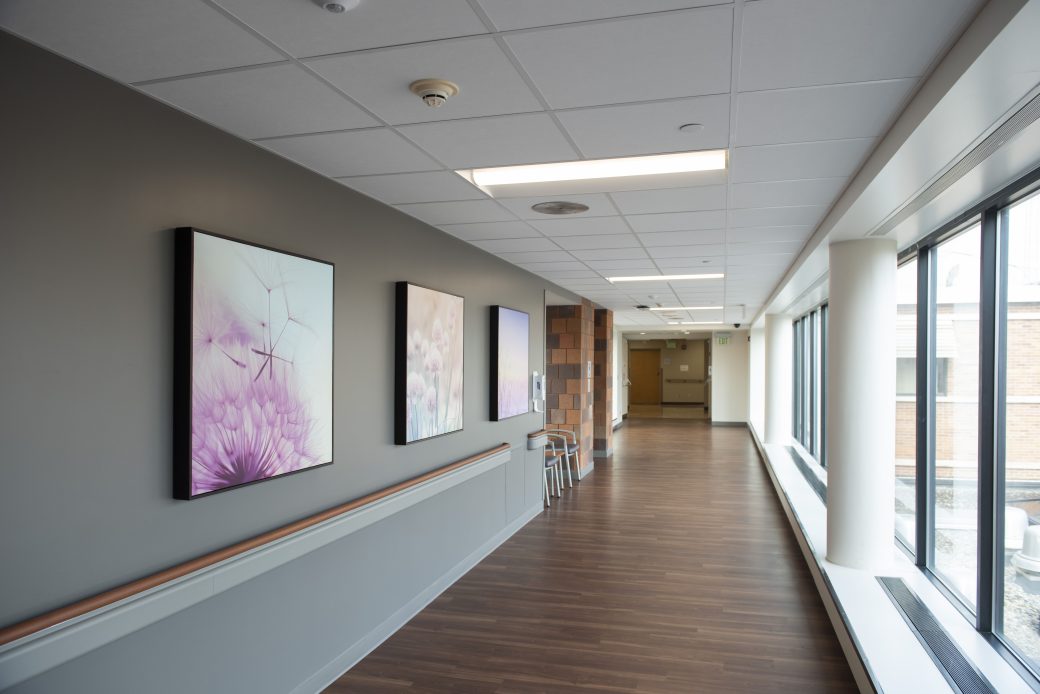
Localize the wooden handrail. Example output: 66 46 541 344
527 429 548 439
0 443 511 648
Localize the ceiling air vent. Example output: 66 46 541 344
869 90 1040 238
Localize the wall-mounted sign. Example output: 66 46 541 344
666 340 677 348
716 332 732 345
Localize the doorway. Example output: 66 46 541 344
629 349 661 405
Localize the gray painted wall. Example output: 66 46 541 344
0 32 572 690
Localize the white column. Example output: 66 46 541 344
764 314 792 445
826 238 896 571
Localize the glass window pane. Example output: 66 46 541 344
932 224 981 609
1000 190 1040 667
896 259 918 550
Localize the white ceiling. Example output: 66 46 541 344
0 0 985 331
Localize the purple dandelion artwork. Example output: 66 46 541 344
395 282 464 445
490 306 530 421
174 228 333 499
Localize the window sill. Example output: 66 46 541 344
750 425 1037 694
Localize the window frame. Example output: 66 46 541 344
896 163 1040 684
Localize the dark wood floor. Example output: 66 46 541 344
328 419 857 693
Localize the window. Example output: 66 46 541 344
792 304 827 465
931 223 982 609
895 167 1040 683
999 189 1040 669
897 358 949 397
896 259 917 551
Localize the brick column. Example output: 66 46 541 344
546 300 595 474
593 309 613 458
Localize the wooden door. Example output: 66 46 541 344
629 349 661 404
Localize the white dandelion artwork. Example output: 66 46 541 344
395 283 464 444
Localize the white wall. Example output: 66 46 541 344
612 326 622 422
621 335 630 417
749 325 766 435
710 330 750 424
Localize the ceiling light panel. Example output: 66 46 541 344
460 150 727 194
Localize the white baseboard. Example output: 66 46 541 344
575 460 594 480
294 502 542 694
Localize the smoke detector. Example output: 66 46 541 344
313 0 360 13
531 201 590 215
409 79 459 108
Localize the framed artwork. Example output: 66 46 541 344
174 228 334 499
395 282 464 444
490 306 530 421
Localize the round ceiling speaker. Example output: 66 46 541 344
530 201 590 215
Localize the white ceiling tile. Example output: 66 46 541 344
140 63 377 139
337 172 485 204
212 0 488 58
440 221 540 241
504 7 732 109
583 260 659 271
556 95 729 157
0 1 283 83
727 205 826 228
472 238 561 253
658 256 725 268
725 253 796 267
553 234 642 250
639 230 725 247
735 79 917 146
647 243 726 258
496 250 575 264
730 138 875 183
398 113 578 169
308 37 542 125
610 186 727 215
518 261 589 271
570 248 651 261
532 269 601 279
739 0 982 91
529 216 631 237
730 178 847 209
477 0 729 31
259 128 439 177
496 194 616 220
726 226 812 244
396 200 516 225
728 241 803 255
626 211 726 233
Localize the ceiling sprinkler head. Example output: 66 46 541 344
313 0 360 13
409 79 459 108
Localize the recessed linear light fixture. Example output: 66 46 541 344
648 306 722 311
608 273 724 283
668 321 725 326
457 149 726 198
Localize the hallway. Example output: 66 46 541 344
329 420 857 693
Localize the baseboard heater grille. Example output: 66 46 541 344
878 577 996 694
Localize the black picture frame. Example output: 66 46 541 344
174 227 335 500
489 305 531 421
394 281 465 445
